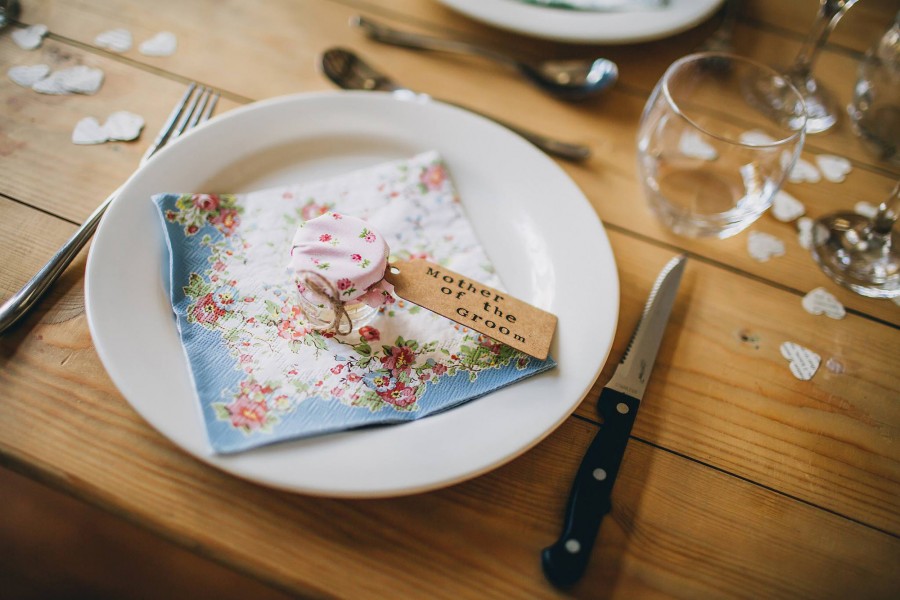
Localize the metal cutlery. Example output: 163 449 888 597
320 48 591 162
542 255 687 587
0 84 219 334
0 0 20 28
352 15 617 101
523 0 669 10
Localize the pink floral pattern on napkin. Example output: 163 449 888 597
155 151 555 453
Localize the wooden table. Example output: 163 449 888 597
2 1 898 597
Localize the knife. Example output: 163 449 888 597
541 254 687 587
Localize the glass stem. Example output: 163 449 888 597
789 0 856 78
872 182 900 237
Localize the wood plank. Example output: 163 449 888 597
0 222 896 536
4 2 897 326
0 467 294 600
578 229 900 535
0 198 85 325
2 64 897 332
0 36 242 223
0 379 896 599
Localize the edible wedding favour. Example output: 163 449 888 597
154 151 557 453
287 212 395 335
288 214 557 361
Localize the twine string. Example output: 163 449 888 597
297 270 353 335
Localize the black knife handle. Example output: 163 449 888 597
541 388 639 587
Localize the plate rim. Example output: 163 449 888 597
438 0 724 44
85 91 619 497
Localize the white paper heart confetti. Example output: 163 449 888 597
94 28 133 53
139 31 177 56
12 24 49 50
825 357 844 374
679 131 718 160
815 154 852 183
780 341 821 381
7 64 51 88
748 231 785 262
854 201 878 219
788 157 821 184
802 287 846 319
32 65 104 95
739 129 777 146
797 217 814 250
102 111 145 141
772 189 805 222
72 117 108 145
72 111 145 145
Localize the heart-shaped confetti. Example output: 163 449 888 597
32 65 104 95
748 231 785 262
102 111 145 141
771 189 805 222
802 287 846 319
679 131 718 160
11 24 49 50
739 129 777 146
815 154 852 183
797 217 814 249
7 64 51 87
139 31 177 56
780 341 821 381
854 201 878 219
825 357 844 374
788 157 821 184
72 111 145 145
94 28 133 53
72 117 109 145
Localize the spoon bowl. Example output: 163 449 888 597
353 15 618 101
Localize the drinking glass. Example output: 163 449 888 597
637 52 807 239
810 181 900 298
848 11 900 164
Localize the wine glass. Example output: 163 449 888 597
848 11 900 164
810 181 900 298
745 0 859 134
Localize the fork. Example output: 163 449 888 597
0 83 219 334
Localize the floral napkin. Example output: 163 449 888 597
154 151 556 454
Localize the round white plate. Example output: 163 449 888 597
438 0 723 44
85 92 619 497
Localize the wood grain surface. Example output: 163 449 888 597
1 1 898 598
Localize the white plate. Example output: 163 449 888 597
438 0 723 44
85 92 619 497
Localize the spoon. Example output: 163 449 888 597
320 48 591 162
352 15 618 101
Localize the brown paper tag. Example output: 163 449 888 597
384 260 557 360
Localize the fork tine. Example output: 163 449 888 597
171 85 209 140
186 88 218 130
141 82 196 162
199 92 220 123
